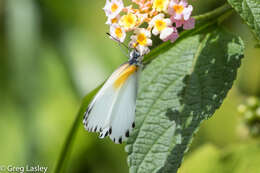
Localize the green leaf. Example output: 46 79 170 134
228 0 260 41
126 28 244 173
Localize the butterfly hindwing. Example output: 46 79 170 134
83 63 139 143
109 69 138 143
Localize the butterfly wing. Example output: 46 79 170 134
83 63 139 143
108 68 138 143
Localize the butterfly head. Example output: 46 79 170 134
129 49 142 66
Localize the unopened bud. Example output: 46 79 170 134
237 104 247 114
246 97 259 108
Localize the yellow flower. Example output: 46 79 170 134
119 13 137 30
130 28 152 55
103 0 124 19
155 19 167 31
168 0 193 20
173 4 184 14
106 15 120 25
110 24 126 42
153 0 169 12
111 3 119 12
149 14 173 40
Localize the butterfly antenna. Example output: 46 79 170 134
106 32 130 51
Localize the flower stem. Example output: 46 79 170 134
54 3 233 173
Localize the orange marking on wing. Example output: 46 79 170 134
113 65 137 89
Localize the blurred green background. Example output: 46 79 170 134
0 0 260 173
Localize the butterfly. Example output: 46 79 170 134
83 46 143 144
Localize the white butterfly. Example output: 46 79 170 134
83 49 142 144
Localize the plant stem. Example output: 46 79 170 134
54 87 101 173
54 112 81 173
54 3 233 173
193 3 232 21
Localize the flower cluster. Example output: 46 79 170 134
104 0 195 55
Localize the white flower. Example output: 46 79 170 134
162 27 179 42
103 0 124 19
110 24 126 42
136 12 148 25
106 15 120 25
168 0 193 20
130 28 152 55
149 13 173 40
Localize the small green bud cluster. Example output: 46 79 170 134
237 96 260 137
